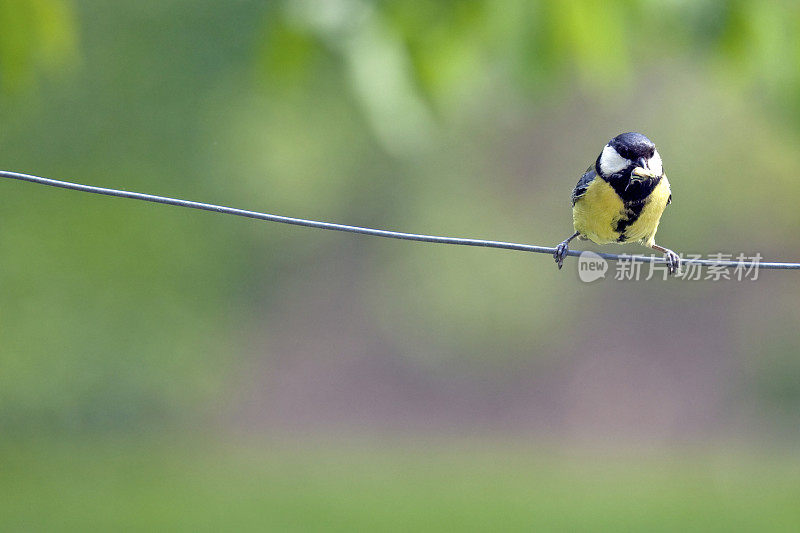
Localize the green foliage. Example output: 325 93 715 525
262 0 800 131
0 0 77 93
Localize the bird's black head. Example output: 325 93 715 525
595 132 663 180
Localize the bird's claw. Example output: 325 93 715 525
554 240 570 270
664 249 681 275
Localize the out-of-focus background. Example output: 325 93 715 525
3 0 800 530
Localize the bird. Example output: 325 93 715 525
553 132 680 273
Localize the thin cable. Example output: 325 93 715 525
2 169 798 270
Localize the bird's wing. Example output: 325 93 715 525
571 166 597 206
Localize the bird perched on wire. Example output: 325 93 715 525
553 132 680 273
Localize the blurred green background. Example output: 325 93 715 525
3 0 800 530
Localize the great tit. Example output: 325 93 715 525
553 132 680 273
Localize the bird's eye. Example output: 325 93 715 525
598 145 629 175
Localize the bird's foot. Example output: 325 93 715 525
553 240 571 270
663 249 681 275
651 243 681 275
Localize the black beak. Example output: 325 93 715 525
634 157 647 169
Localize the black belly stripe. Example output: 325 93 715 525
602 172 662 243
614 202 646 242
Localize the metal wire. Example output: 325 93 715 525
2 169 798 270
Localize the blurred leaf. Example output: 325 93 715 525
0 0 77 94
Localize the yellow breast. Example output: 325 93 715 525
572 175 671 246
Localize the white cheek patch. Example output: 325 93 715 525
647 150 663 176
599 144 629 175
